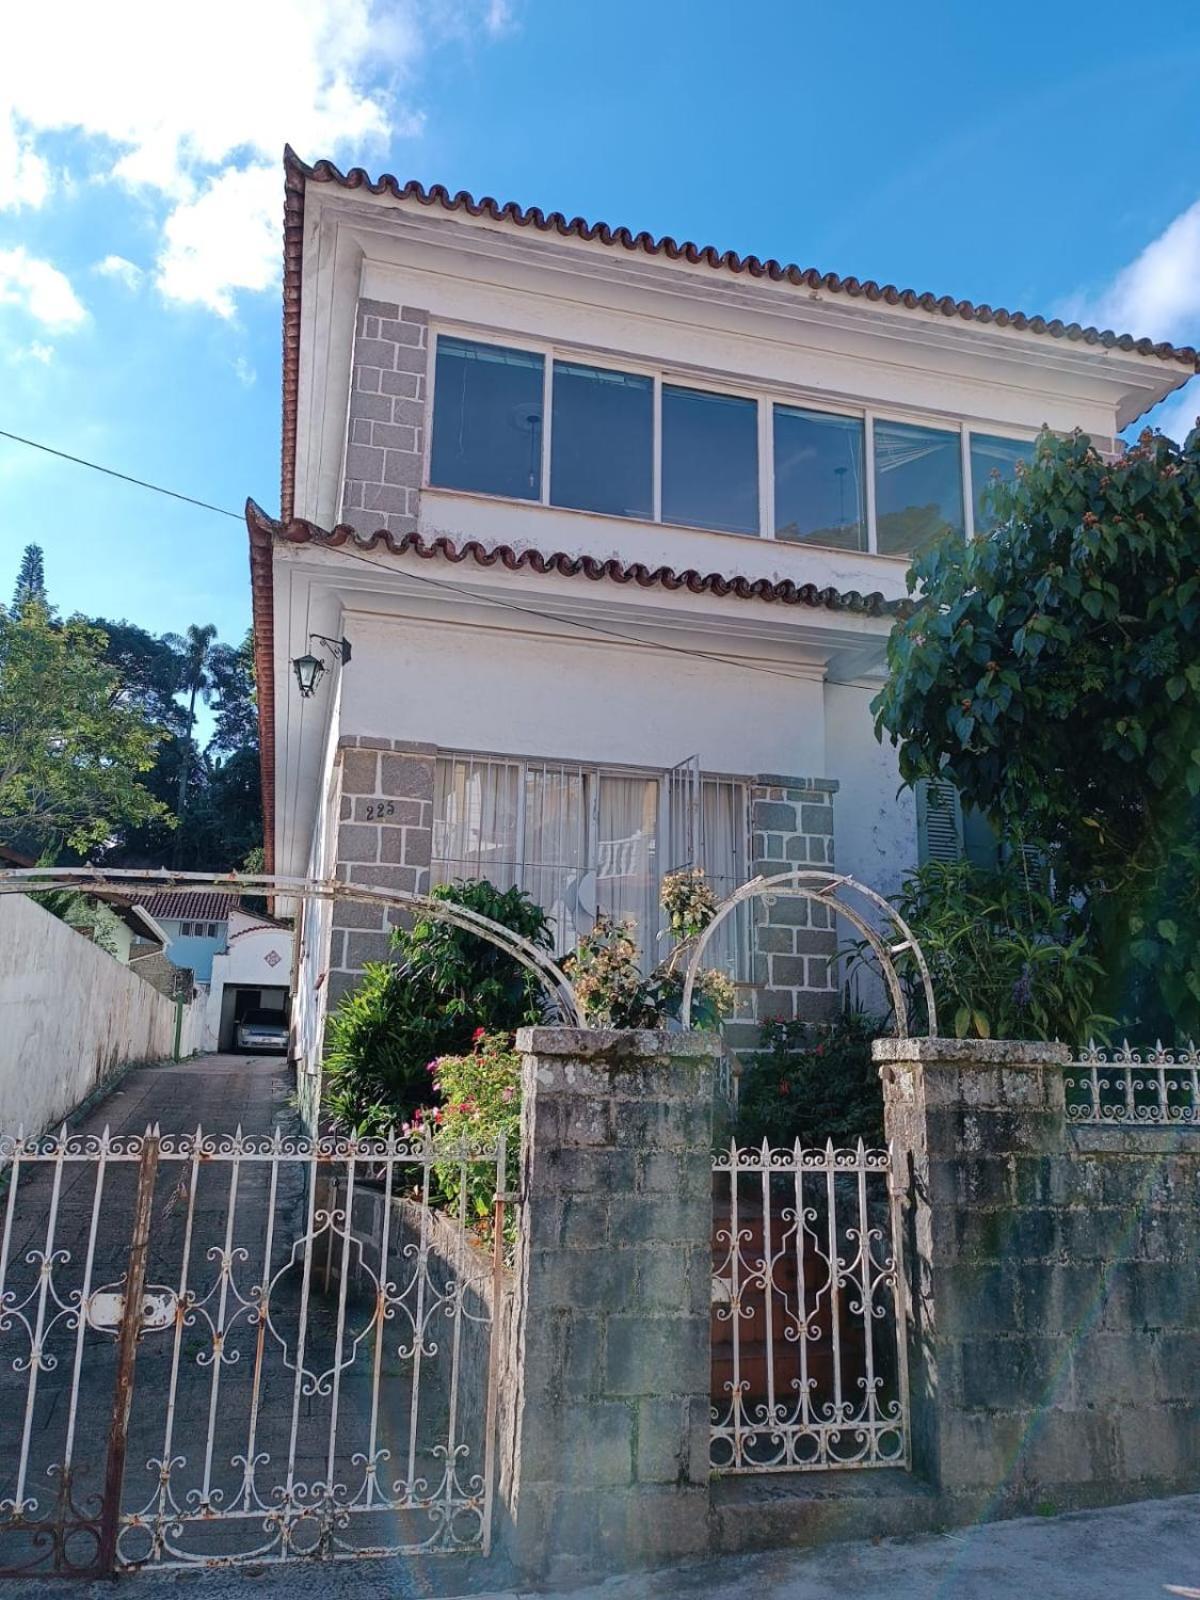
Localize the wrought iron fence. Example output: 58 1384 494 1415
1064 1044 1200 1126
710 1140 909 1474
0 1125 507 1577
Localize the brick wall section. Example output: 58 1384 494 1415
876 1036 1200 1518
748 774 839 1026
327 737 435 1006
503 1027 719 1586
340 298 429 537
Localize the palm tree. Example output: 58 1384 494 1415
164 622 217 857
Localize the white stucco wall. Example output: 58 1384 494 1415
0 894 197 1139
340 609 828 780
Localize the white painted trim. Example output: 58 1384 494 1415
961 428 976 542
864 413 878 555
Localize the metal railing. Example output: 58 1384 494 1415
710 1139 909 1474
1064 1043 1200 1126
0 1125 507 1576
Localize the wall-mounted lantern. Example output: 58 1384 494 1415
292 634 352 699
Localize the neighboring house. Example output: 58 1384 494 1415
140 891 294 1054
64 898 169 966
248 149 1197 1074
140 891 232 983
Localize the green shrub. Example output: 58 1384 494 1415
734 1008 884 1149
408 1031 521 1235
889 856 1111 1043
322 878 551 1135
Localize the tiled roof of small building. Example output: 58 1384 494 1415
141 891 233 924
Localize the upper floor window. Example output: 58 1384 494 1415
873 419 965 557
551 361 653 519
426 332 1034 558
970 432 1035 532
774 405 866 551
662 386 759 536
430 336 544 500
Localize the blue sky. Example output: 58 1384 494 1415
2 0 1199 653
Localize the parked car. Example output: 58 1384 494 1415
235 1009 289 1054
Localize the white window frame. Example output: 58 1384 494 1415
424 323 1041 560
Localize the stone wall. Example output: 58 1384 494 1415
504 1027 720 1586
327 736 435 1007
875 1037 1200 1519
340 298 428 537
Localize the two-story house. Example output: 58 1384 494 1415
248 149 1197 1074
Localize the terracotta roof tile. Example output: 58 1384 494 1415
247 500 902 619
141 891 233 924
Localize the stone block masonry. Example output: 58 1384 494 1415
340 298 428 536
502 1027 720 1586
875 1036 1200 1521
744 775 839 1031
326 737 435 1007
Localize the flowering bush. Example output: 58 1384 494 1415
660 868 718 942
734 1008 884 1147
408 1030 521 1232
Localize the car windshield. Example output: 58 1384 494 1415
243 1010 284 1027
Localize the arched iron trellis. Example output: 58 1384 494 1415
681 869 937 1038
0 867 585 1028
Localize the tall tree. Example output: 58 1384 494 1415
11 544 46 611
0 600 171 854
162 621 217 855
874 426 1200 1037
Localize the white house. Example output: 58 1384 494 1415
248 149 1197 1074
201 906 293 1053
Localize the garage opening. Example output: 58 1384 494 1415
219 984 289 1052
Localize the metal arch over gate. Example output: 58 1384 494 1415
0 866 585 1028
0 866 547 1578
681 869 938 1038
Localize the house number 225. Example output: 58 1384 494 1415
363 801 397 820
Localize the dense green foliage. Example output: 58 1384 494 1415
889 859 1110 1042
874 426 1200 1038
409 1032 521 1234
734 1009 884 1148
0 599 170 853
323 880 551 1135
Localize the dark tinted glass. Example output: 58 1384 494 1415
551 362 653 518
873 419 964 556
774 406 867 550
662 386 758 535
970 433 1035 531
430 336 544 500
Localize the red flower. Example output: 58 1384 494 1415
472 1027 487 1043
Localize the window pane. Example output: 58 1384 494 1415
597 776 660 971
430 336 544 500
970 433 1035 532
551 362 653 518
873 419 964 556
662 386 759 535
522 764 587 955
432 757 521 888
774 406 866 550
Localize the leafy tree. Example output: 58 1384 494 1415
162 621 217 848
873 426 1200 1037
11 544 46 611
0 599 171 854
207 630 258 754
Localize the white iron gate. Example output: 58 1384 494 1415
0 1125 508 1577
710 1140 909 1473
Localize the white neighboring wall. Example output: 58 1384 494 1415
0 894 197 1138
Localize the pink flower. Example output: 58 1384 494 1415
472 1027 487 1043
501 1086 515 1103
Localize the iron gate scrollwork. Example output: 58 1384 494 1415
0 1124 508 1576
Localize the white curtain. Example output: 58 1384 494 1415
432 758 521 888
596 775 660 970
522 764 587 953
701 780 749 978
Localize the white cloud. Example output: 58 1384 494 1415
94 254 145 291
0 248 86 329
1153 381 1200 447
1068 198 1200 344
0 0 501 316
8 340 56 365
233 355 257 388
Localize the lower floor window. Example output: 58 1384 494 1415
431 753 749 976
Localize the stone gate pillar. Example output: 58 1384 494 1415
503 1026 720 1586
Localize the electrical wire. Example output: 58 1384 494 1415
0 425 863 686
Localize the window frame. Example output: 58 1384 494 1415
423 323 1039 558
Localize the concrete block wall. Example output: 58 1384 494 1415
340 298 428 536
503 1027 720 1586
875 1036 1200 1519
327 737 435 1007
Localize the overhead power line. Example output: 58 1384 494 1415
0 428 242 521
0 424 855 686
